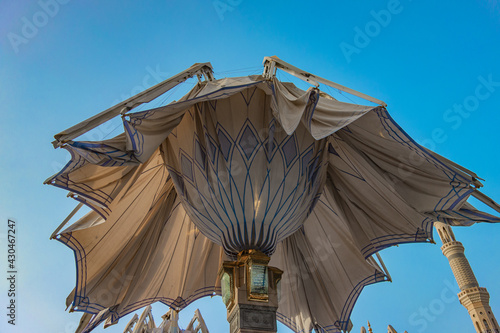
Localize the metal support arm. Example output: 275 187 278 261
52 62 214 147
262 56 386 107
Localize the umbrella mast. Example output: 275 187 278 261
219 250 282 333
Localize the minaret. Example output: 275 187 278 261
360 323 407 333
434 222 499 333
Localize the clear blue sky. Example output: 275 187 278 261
1 1 500 332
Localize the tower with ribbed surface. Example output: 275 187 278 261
435 222 499 333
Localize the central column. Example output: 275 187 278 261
219 250 283 333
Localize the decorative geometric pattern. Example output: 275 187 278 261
180 153 194 182
282 135 298 168
238 124 259 159
207 134 218 164
164 87 328 256
301 148 313 176
217 128 232 161
169 171 185 196
194 139 206 170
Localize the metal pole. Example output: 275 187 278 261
262 56 386 107
52 62 214 147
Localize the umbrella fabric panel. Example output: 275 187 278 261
426 201 500 226
339 108 476 214
271 78 374 140
326 133 434 258
323 108 494 257
47 161 143 218
58 149 173 314
55 150 223 332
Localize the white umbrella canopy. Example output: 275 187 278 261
46 59 500 333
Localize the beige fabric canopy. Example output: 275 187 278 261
47 75 500 333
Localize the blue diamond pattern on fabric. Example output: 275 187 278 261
169 171 185 196
263 123 277 161
194 139 206 170
301 148 313 175
207 135 217 164
282 135 298 167
308 155 320 182
263 138 277 160
217 129 232 161
239 125 259 159
268 123 276 140
180 153 194 182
